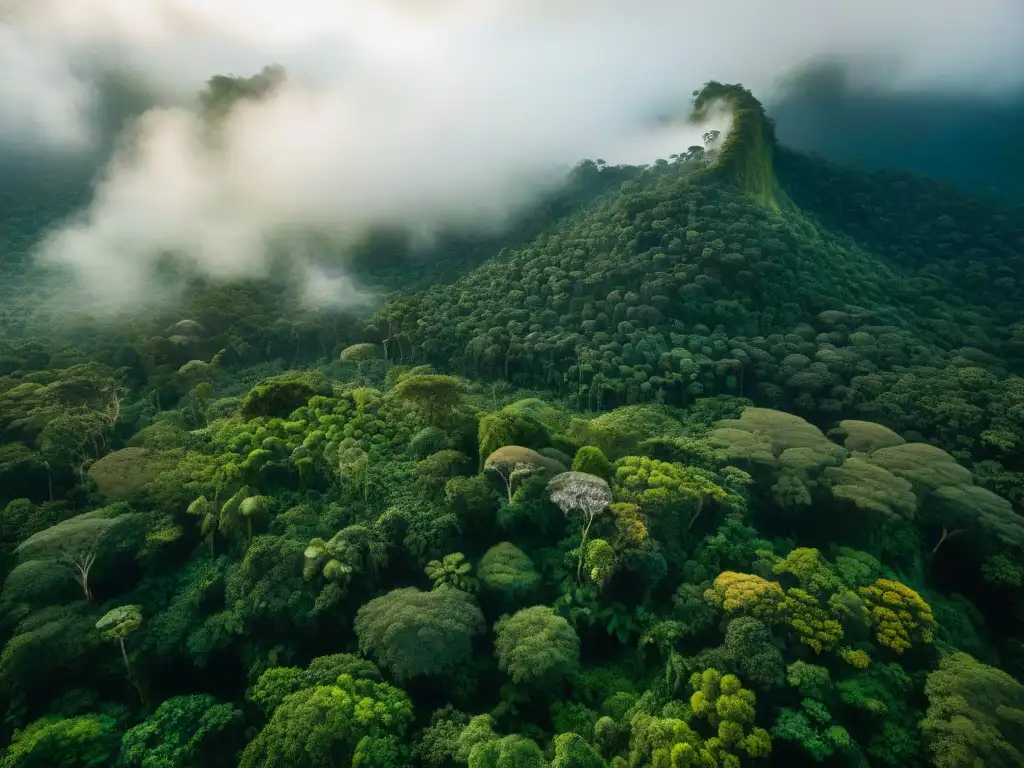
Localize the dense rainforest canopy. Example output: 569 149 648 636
0 74 1022 767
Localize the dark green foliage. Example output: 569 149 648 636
723 617 785 689
393 375 466 427
693 81 778 207
921 652 1024 768
478 412 550 470
239 674 413 768
412 706 470 768
0 714 119 768
409 427 450 460
493 605 580 687
240 374 331 420
2 72 1024 768
551 732 607 768
355 587 485 681
477 543 540 604
772 699 854 762
118 694 243 767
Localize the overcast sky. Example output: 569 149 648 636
3 0 1022 310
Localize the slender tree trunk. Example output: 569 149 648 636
120 637 145 705
685 497 706 535
931 526 966 557
500 471 513 503
577 514 594 584
75 555 96 602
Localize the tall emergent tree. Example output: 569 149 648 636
547 471 613 582
95 604 144 704
15 511 121 602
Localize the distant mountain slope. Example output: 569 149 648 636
369 83 1022 423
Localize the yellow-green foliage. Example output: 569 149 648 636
771 548 841 595
859 578 936 653
585 538 617 588
704 571 784 620
614 456 734 514
839 647 871 669
688 669 772 762
609 502 648 547
780 588 844 655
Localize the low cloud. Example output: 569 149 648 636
6 0 1024 311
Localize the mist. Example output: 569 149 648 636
769 61 1024 203
3 0 1023 312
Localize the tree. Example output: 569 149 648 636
248 654 383 717
822 458 917 524
355 587 485 681
187 496 219 557
858 579 935 654
724 617 786 689
772 699 854 763
339 343 380 381
571 446 613 481
477 543 540 603
584 539 616 589
468 735 547 768
828 420 905 453
239 674 413 768
477 412 549 471
547 471 613 582
239 495 273 542
95 604 144 703
703 571 784 620
352 735 407 767
88 448 178 501
0 714 119 768
304 524 387 594
119 694 244 768
494 606 580 688
551 732 606 768
612 456 737 536
425 553 478 593
15 512 121 602
921 652 1024 768
411 706 470 767
0 604 101 698
485 446 567 503
393 374 466 427
688 668 772 760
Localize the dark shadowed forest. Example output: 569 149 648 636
0 66 1023 768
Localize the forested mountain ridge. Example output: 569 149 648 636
371 84 1024 484
0 78 1022 767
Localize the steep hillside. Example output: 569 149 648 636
372 85 1017 394
363 83 1024 486
2 76 1024 768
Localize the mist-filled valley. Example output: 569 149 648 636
1 2 1024 767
